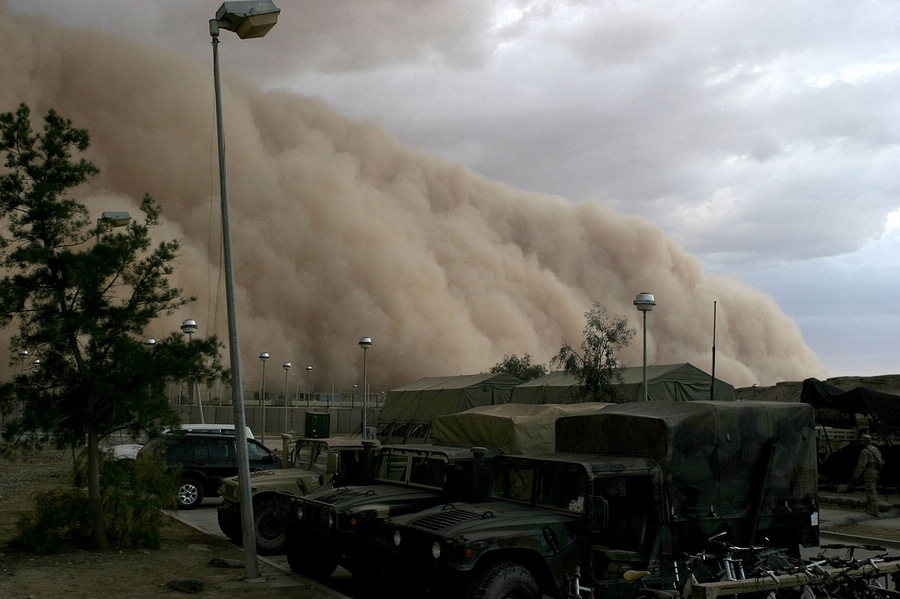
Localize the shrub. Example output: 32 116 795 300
7 451 178 552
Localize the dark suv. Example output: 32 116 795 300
140 431 281 509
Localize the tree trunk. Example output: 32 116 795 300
87 429 108 550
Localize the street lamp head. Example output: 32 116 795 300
359 337 373 350
634 292 656 312
214 1 280 39
259 352 270 362
283 362 291 371
100 211 132 227
180 319 198 335
306 365 312 372
19 350 29 358
144 338 156 347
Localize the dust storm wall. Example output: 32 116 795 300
0 8 824 390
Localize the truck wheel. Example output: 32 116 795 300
217 508 241 543
285 540 338 580
254 498 287 555
177 476 204 509
467 562 540 599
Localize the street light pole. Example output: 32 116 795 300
210 0 280 579
633 292 656 402
259 352 269 444
181 319 205 423
282 362 291 432
359 337 372 438
305 366 312 407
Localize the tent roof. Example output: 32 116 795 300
517 363 718 387
388 373 517 392
801 378 900 430
511 363 734 403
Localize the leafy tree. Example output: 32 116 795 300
489 354 548 382
551 302 635 402
0 103 224 549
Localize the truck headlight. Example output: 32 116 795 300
431 541 441 560
393 530 402 547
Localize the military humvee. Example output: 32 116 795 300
383 401 819 599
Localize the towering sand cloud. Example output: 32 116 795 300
0 9 823 389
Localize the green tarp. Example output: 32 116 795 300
556 401 817 521
377 373 523 443
430 402 612 454
509 363 735 404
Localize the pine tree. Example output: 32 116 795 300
0 104 224 549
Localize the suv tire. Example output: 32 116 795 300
467 562 540 599
177 475 205 509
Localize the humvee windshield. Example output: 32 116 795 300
293 440 329 473
374 450 450 490
489 457 587 513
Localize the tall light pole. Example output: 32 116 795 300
259 352 269 443
634 292 656 402
18 350 28 375
180 319 205 423
305 366 313 407
210 0 280 579
282 362 292 432
359 337 372 438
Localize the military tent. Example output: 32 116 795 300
430 402 612 454
377 373 522 444
801 377 900 431
509 363 735 404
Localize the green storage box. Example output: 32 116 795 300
304 412 330 438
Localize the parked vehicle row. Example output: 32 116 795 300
144 402 825 599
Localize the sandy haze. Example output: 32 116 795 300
0 8 824 390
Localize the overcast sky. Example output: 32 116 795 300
6 0 900 379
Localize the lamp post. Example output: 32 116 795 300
259 352 269 444
180 319 205 424
633 292 656 402
359 337 372 438
282 362 291 432
18 350 28 375
305 366 313 407
210 0 280 579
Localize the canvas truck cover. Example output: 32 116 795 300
555 401 817 522
430 402 612 454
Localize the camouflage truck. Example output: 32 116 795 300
216 435 378 554
384 401 819 599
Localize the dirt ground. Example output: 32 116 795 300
0 448 338 599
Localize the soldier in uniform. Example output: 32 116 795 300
853 434 883 518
